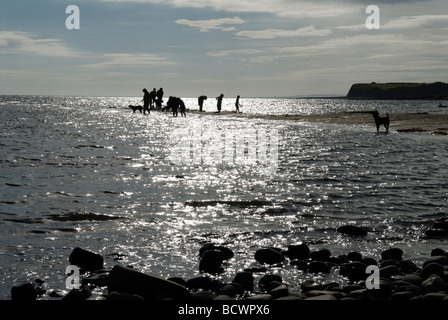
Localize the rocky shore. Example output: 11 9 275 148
10 221 448 302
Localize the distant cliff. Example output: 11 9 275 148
346 82 448 100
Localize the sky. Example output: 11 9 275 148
1 0 448 97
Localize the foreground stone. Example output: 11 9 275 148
107 264 191 300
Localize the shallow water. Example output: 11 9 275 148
1 95 447 299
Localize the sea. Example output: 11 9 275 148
1 95 447 300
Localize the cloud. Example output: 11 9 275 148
83 53 176 68
0 31 82 57
207 49 265 58
175 17 244 32
235 25 332 39
100 0 361 19
383 15 448 30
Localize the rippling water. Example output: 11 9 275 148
1 95 447 299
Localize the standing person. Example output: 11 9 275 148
216 93 224 113
142 88 151 114
149 88 157 109
178 98 186 117
198 95 207 112
156 88 164 109
235 95 242 113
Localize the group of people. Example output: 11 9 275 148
142 88 164 114
203 94 242 113
141 88 242 116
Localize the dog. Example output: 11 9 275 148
372 110 390 133
128 105 143 113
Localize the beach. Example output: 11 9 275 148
188 110 448 135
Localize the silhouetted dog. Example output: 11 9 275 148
372 110 389 133
129 105 143 113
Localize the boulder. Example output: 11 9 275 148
254 248 285 265
420 262 444 280
423 256 448 268
199 243 234 261
69 247 104 272
259 274 282 291
307 261 331 274
421 275 446 293
199 249 225 274
108 264 190 300
11 282 37 301
336 225 368 236
287 243 310 260
232 271 254 292
381 248 403 261
309 249 331 262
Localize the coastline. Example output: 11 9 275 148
186 109 448 135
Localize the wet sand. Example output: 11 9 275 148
187 110 448 135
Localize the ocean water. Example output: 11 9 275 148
1 95 447 299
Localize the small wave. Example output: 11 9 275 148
45 212 124 222
185 199 274 208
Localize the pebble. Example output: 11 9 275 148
10 245 448 301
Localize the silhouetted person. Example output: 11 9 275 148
142 88 151 114
149 88 156 109
179 98 186 117
167 96 178 117
198 95 207 112
235 95 241 113
216 94 224 113
156 88 164 109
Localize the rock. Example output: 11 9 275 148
11 282 37 300
214 295 233 300
347 251 363 262
340 261 368 281
287 243 310 260
309 249 331 262
190 291 217 300
305 294 337 300
420 262 445 280
336 225 368 236
390 291 420 301
108 264 190 300
186 276 213 291
425 229 448 238
220 284 237 297
232 271 254 292
423 255 448 267
254 248 285 265
422 293 448 300
307 261 331 274
246 294 273 300
199 243 234 261
199 249 225 274
421 275 446 293
380 265 402 278
259 274 282 291
61 285 92 300
401 274 423 287
392 280 423 295
433 217 448 230
69 247 104 272
270 284 289 299
398 260 418 273
290 259 308 270
431 248 446 256
107 292 144 300
381 248 403 261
